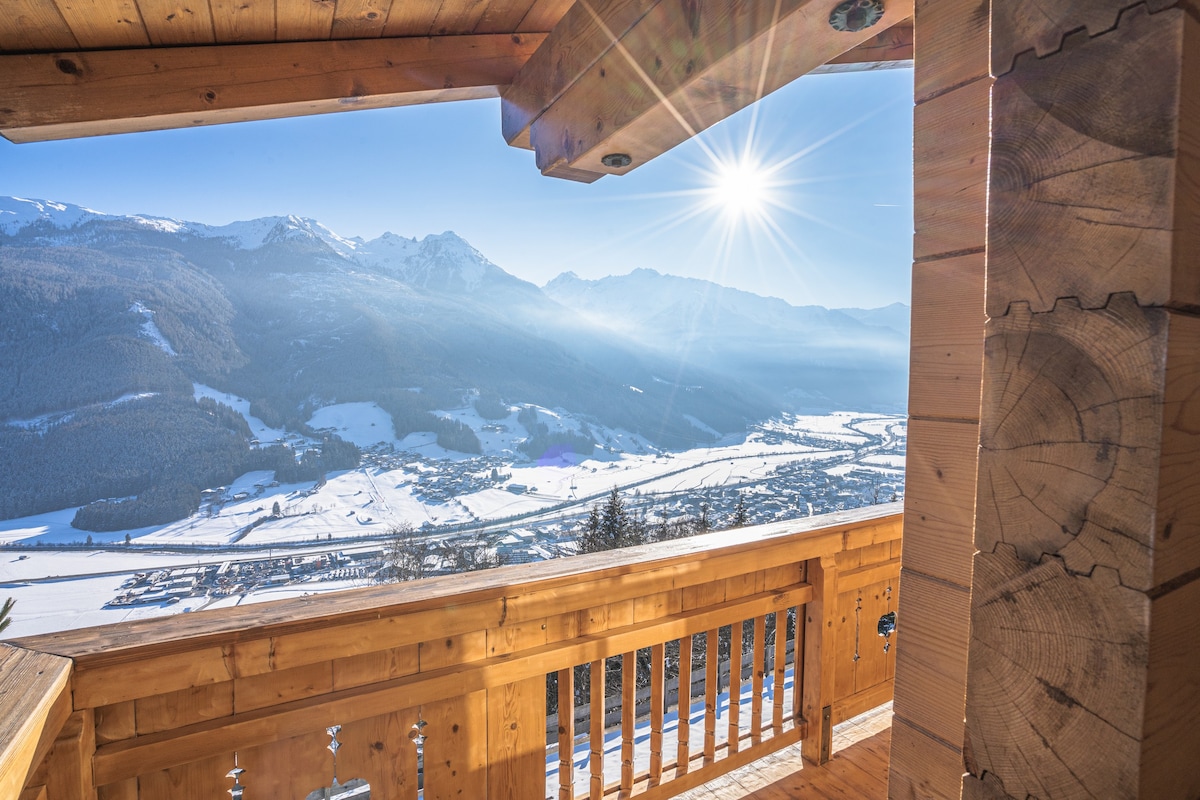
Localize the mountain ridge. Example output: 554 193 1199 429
0 195 909 526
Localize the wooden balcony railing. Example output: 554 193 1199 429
2 504 901 800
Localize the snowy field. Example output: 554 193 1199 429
0 407 904 638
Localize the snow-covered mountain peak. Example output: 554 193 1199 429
0 196 106 234
357 229 494 292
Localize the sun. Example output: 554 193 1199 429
710 159 771 217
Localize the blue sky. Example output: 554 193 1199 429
0 67 913 308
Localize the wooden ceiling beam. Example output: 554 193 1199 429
814 18 913 72
0 33 545 143
503 8 912 155
505 2 913 181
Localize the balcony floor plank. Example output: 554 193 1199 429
676 704 892 800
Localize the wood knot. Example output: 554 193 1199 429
56 58 81 76
203 89 217 103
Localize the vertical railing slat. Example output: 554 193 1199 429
677 634 692 776
590 660 604 800
649 643 664 787
558 668 574 800
728 623 741 754
751 615 765 745
619 651 635 798
704 628 718 764
773 609 788 733
793 604 805 725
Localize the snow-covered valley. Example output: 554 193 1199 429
0 397 904 638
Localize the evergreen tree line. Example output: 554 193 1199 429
0 393 360 528
577 488 749 554
516 406 595 460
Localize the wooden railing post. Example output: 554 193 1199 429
801 555 837 765
29 709 96 800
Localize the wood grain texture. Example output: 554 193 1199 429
976 296 1167 593
0 0 78 51
56 0 149 48
676 634 692 775
987 6 1200 316
0 645 72 800
750 616 765 744
135 682 232 735
487 677 544 800
913 76 989 261
89 583 812 784
1142 577 1200 799
913 0 987 103
0 33 544 143
888 716 965 800
649 642 664 785
801 556 836 765
137 0 215 46
274 0 336 41
330 0 389 39
992 0 1177 76
1156 311 1200 589
209 0 274 43
528 0 914 177
425 691 487 800
965 548 1147 799
909 252 984 421
590 659 604 800
889 568 969 749
901 418 979 589
502 0 689 148
817 19 913 71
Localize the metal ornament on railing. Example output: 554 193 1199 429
303 725 371 800
851 593 862 663
877 585 896 653
226 753 246 799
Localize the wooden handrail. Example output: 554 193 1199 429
8 503 903 799
0 644 73 799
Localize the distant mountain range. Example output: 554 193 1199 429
0 196 908 523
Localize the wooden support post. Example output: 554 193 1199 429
32 710 97 800
965 3 1200 798
801 555 837 765
889 0 989 794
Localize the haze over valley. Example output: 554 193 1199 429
0 197 907 636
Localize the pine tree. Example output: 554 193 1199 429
600 487 628 549
0 597 13 635
733 494 749 527
578 504 603 553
